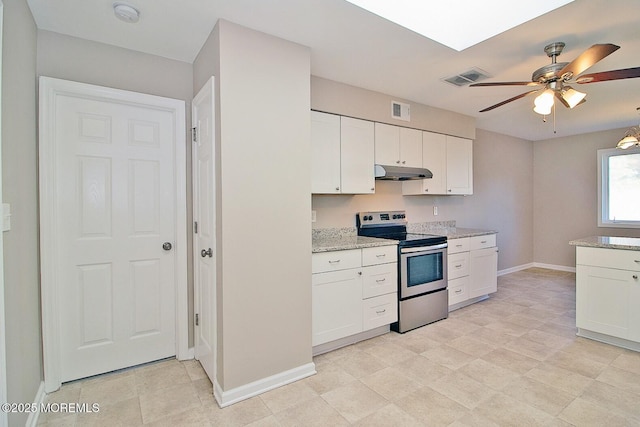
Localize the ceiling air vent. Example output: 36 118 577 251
391 101 410 121
443 68 491 87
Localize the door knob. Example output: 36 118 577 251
201 248 213 258
162 242 172 251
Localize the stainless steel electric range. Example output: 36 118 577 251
357 211 448 333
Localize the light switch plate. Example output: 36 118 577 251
2 203 10 231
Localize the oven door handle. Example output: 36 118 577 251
400 243 448 254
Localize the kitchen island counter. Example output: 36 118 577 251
569 235 640 251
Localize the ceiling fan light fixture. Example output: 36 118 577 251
533 89 554 115
617 108 640 149
113 2 140 23
560 86 587 108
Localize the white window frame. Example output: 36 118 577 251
597 147 640 228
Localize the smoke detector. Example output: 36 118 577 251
113 2 140 23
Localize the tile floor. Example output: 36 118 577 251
39 268 640 426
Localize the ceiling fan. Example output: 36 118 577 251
470 42 640 114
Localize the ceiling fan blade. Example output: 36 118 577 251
478 89 540 112
576 67 640 83
470 81 540 87
557 43 620 79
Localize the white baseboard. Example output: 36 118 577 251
213 362 316 408
25 381 46 427
498 263 534 276
532 262 576 273
498 262 575 276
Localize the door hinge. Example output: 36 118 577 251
195 313 199 326
192 127 198 142
194 221 198 234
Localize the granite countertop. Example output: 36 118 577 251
312 227 398 253
569 236 640 251
407 221 497 239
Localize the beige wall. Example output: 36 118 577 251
533 128 640 268
310 79 533 272
36 30 197 346
312 77 476 140
194 20 312 391
2 1 41 426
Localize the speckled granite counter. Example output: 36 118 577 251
569 236 640 251
312 227 398 253
408 221 497 239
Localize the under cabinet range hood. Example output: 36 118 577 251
374 164 433 181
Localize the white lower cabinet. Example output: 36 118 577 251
312 245 397 347
447 234 497 308
575 247 640 346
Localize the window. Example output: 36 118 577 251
598 147 640 228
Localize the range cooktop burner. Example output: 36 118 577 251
356 211 447 248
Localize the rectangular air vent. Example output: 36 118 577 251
391 101 410 121
443 68 491 87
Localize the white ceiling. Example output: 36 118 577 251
27 0 640 141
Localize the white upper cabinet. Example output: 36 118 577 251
446 136 473 195
310 112 375 194
403 132 472 195
311 111 341 194
340 116 375 194
374 123 422 168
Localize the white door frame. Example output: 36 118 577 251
38 77 189 392
192 77 217 382
0 2 7 425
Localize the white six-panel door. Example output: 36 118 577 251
39 77 187 391
192 77 216 382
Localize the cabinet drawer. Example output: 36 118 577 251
362 245 397 266
470 234 496 250
448 276 469 306
362 293 398 330
448 238 469 254
362 263 397 299
577 247 640 272
448 252 469 280
312 249 361 274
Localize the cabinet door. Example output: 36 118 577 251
402 131 446 195
341 117 375 194
446 136 473 195
311 111 341 194
576 265 635 340
468 246 497 299
374 122 399 166
312 269 363 346
399 127 422 168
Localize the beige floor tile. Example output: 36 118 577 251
303 362 357 394
559 397 630 427
458 359 520 391
352 403 423 427
36 413 77 427
501 376 574 416
481 348 540 375
521 329 573 350
393 331 442 353
446 334 498 357
544 350 608 378
139 382 201 424
321 381 388 423
414 322 465 343
391 355 453 386
334 349 388 378
258 379 318 413
437 317 482 335
135 361 192 394
611 350 640 375
362 341 418 366
470 326 517 347
503 336 561 361
205 396 271 427
596 365 640 395
144 404 212 427
473 392 560 426
580 380 640 420
273 396 348 427
524 364 593 397
561 337 625 364
183 359 208 381
483 320 531 337
395 386 468 426
359 366 422 401
421 344 475 370
244 415 281 427
74 397 142 426
429 371 497 410
192 377 215 405
78 373 138 406
537 322 577 339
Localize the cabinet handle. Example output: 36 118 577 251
376 254 386 258
396 160 401 164
481 240 487 244
448 189 452 192
376 278 386 283
358 271 362 276
455 264 462 268
635 260 640 263
335 187 340 191
455 289 463 294
634 275 638 280
456 244 463 248
424 189 429 192
376 309 386 314
328 260 340 264
402 161 406 164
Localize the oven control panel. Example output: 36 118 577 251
357 211 407 227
